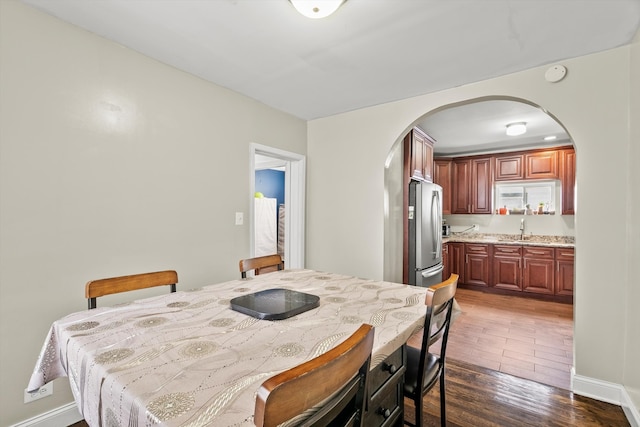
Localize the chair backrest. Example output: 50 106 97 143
85 270 178 309
239 254 284 278
417 273 459 383
254 324 374 427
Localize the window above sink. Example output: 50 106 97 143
495 181 558 215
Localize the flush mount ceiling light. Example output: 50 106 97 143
544 135 557 141
289 0 346 19
506 122 527 136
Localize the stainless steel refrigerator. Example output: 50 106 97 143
408 180 443 287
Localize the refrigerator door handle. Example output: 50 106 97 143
432 190 442 259
421 263 444 279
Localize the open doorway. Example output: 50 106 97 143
250 143 306 269
385 97 576 390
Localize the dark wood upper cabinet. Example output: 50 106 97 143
434 159 452 215
471 157 492 214
524 150 559 179
437 147 574 215
451 159 471 214
451 157 492 214
404 127 434 182
495 154 524 181
495 149 560 181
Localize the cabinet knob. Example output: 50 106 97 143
378 407 391 419
383 363 397 374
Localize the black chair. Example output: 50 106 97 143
404 274 459 427
239 254 284 278
85 270 177 309
254 324 374 427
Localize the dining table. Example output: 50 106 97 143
28 269 431 427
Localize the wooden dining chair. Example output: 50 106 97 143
239 254 284 278
404 273 459 427
254 324 374 427
85 270 178 309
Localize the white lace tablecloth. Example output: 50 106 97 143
28 269 429 427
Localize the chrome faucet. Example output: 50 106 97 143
520 218 525 240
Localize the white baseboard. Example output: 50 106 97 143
9 403 83 427
572 368 640 427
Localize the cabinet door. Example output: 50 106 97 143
471 157 492 214
555 248 574 296
423 136 434 183
442 243 450 280
493 257 521 290
561 148 576 215
522 247 555 294
434 159 452 215
492 245 522 291
406 128 434 182
449 243 465 284
495 154 524 181
525 151 559 179
409 130 425 180
465 244 490 287
451 160 471 214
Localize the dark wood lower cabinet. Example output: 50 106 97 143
366 345 405 426
555 248 575 296
522 247 555 295
464 244 490 287
493 245 522 291
443 242 574 302
442 243 450 281
449 242 466 284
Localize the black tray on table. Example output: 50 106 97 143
230 288 320 320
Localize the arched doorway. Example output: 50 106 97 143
384 97 576 389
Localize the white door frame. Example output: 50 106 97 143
250 143 305 269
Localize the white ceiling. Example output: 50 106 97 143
20 0 640 154
418 99 572 156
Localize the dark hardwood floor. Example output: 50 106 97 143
69 289 630 427
405 358 629 427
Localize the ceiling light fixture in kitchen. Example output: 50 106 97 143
506 122 527 136
289 0 346 19
544 135 557 141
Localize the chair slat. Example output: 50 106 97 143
85 270 178 309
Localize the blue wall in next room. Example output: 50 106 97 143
255 169 285 207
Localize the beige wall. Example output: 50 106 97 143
2 0 639 424
0 2 306 425
624 29 640 413
307 42 638 415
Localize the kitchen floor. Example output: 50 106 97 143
408 287 573 390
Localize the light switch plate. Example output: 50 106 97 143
235 212 243 225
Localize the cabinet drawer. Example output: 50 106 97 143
465 243 489 254
523 247 555 259
366 379 403 427
556 247 574 261
493 245 522 256
369 346 404 397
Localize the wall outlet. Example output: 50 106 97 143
235 212 243 225
24 383 53 403
472 224 479 231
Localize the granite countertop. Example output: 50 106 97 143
443 233 575 248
